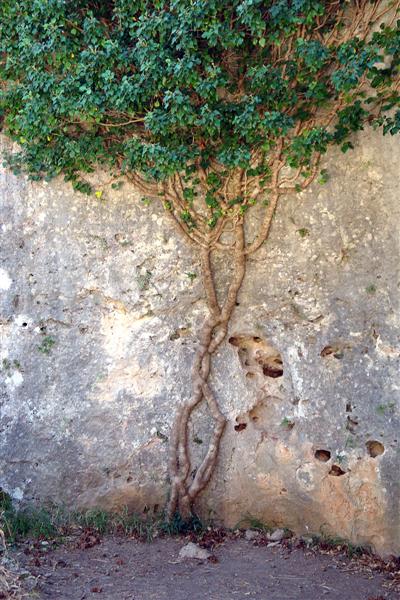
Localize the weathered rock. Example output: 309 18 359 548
1 129 400 556
267 529 286 542
301 537 315 548
244 529 260 541
178 543 211 561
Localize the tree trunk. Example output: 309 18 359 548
167 222 246 519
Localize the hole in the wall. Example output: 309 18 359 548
22 322 27 327
234 423 247 432
262 358 283 378
169 327 190 342
346 416 359 433
366 440 384 458
230 334 283 380
126 476 133 483
329 465 346 476
346 402 352 413
321 345 335 357
321 345 344 359
315 449 331 462
246 372 255 379
248 396 288 434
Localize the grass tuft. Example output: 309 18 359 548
233 513 273 532
0 491 207 545
312 532 368 558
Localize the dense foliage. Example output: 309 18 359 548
1 1 399 209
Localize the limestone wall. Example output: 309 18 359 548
1 131 399 555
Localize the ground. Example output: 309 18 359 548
13 532 400 600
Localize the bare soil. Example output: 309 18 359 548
14 533 400 600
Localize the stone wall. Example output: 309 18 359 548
1 131 399 555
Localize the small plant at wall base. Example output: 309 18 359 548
0 1 399 520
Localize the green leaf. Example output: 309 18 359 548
318 169 329 185
297 227 310 238
341 141 354 153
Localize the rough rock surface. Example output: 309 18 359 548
0 130 399 555
178 542 211 561
267 529 286 542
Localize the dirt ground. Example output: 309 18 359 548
13 532 400 600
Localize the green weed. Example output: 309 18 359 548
0 491 206 544
314 531 367 558
234 514 273 532
37 336 56 355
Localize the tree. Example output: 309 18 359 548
1 0 399 520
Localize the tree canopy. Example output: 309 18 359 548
1 1 399 211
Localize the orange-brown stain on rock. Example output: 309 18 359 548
305 457 388 553
274 441 296 464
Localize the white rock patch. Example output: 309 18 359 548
10 371 24 388
178 542 211 561
0 268 12 291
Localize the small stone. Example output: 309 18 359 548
267 541 280 548
178 542 211 561
267 528 286 542
301 536 314 547
245 529 260 541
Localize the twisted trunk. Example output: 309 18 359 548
165 171 283 519
167 222 246 519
